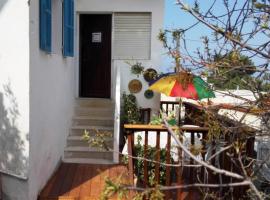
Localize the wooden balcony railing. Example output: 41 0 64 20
160 101 180 115
123 101 256 199
124 124 209 199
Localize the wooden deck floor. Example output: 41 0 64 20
38 163 132 200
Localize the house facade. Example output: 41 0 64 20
0 0 164 199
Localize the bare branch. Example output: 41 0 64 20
124 180 251 191
207 144 233 162
176 0 270 59
163 119 245 180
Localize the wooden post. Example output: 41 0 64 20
209 141 216 184
201 132 207 182
127 130 134 185
144 131 149 187
189 132 195 199
178 98 182 125
155 131 161 184
177 131 184 199
165 132 171 199
190 132 195 183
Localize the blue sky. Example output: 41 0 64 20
162 0 213 72
165 0 199 30
162 0 265 72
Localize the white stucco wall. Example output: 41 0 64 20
77 0 164 115
28 0 75 199
0 0 30 199
0 1 164 199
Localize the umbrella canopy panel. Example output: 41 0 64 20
149 73 215 100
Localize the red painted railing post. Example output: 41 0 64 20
143 131 149 187
165 132 171 199
127 130 134 185
155 131 161 184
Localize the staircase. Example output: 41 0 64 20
63 98 115 164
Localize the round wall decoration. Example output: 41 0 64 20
128 79 142 94
143 68 158 82
144 89 154 99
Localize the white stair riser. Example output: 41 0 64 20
77 100 114 108
70 129 113 136
73 119 114 126
74 108 114 117
64 151 113 160
70 128 113 136
67 139 113 148
63 158 115 164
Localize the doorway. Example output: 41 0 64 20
79 14 112 98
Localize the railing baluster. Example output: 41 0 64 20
165 132 171 199
124 124 210 199
201 132 207 161
201 131 207 183
140 108 151 124
211 141 216 166
160 101 181 117
146 109 151 124
155 131 161 184
209 141 216 184
246 137 255 159
131 132 134 151
127 130 134 185
189 131 195 199
177 131 184 199
190 131 195 183
144 131 149 187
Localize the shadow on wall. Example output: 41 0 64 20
0 0 8 12
0 82 28 179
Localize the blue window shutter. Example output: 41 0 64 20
39 0 52 52
63 0 74 57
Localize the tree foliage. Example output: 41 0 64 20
207 52 257 90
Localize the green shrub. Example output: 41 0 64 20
133 135 174 186
122 92 141 124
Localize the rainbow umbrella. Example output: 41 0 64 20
149 72 215 100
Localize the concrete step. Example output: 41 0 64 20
66 98 115 164
67 135 113 148
70 125 114 136
64 146 113 160
65 146 110 152
72 116 114 126
76 98 114 108
74 106 114 117
62 157 115 164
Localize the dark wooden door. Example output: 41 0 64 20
79 14 112 98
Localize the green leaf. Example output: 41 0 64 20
261 23 269 29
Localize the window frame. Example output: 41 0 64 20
62 0 74 57
39 0 52 53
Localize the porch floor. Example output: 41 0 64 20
38 163 132 200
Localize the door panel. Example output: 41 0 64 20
79 14 112 98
